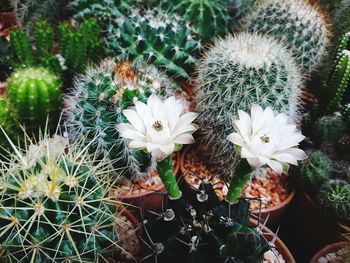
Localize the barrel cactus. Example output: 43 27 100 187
0 134 120 262
7 67 61 129
317 179 350 225
242 0 330 73
297 150 332 192
151 0 230 43
64 59 176 179
196 32 302 179
106 8 201 79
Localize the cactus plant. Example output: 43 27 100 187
333 0 350 38
7 67 61 130
317 179 350 225
297 150 332 193
242 0 330 73
150 0 230 43
195 32 302 179
0 133 122 262
106 8 200 79
9 28 34 67
64 59 176 179
222 0 257 19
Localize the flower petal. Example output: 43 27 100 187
266 159 284 175
227 132 244 146
129 140 147 149
123 109 146 133
160 143 175 156
173 134 195 144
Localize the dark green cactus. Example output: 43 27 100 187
0 134 120 262
151 0 230 43
9 28 34 67
7 67 61 129
317 179 350 225
297 150 332 193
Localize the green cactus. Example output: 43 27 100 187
0 134 121 262
150 0 230 43
64 59 176 179
311 113 348 145
0 98 18 157
325 33 350 114
317 179 350 225
222 0 257 19
242 0 330 73
106 8 201 79
9 28 34 67
297 150 332 193
195 32 302 179
7 67 61 130
333 0 350 38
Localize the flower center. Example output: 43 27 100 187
260 134 270 144
152 120 163 131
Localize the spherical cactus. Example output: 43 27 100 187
64 59 176 179
0 135 120 262
7 67 61 129
151 0 230 43
297 150 332 192
195 32 302 178
107 8 201 79
242 0 330 73
317 179 350 225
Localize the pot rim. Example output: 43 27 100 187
114 152 180 199
180 145 295 213
309 241 350 263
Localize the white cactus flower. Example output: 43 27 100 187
117 94 198 161
227 104 307 174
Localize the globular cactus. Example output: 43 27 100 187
311 113 348 145
325 32 350 114
297 150 332 193
317 179 350 225
150 0 230 43
64 59 176 179
7 67 61 129
242 0 330 73
196 32 302 179
0 134 121 262
107 8 201 79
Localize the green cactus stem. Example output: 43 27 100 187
226 160 251 204
157 156 181 199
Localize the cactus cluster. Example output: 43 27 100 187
151 0 230 43
141 181 270 263
195 32 302 179
0 134 121 262
7 67 61 129
106 8 201 79
317 179 350 225
297 150 332 193
223 0 257 19
333 0 350 38
64 59 176 179
242 0 330 73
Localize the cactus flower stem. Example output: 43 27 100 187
226 160 252 204
157 156 182 200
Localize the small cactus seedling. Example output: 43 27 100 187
106 8 201 79
242 0 330 73
317 179 350 225
297 150 332 193
7 67 61 130
151 0 230 43
0 132 122 262
196 32 302 179
64 59 176 179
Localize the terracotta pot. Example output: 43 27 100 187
180 146 295 228
0 12 16 36
293 191 350 250
250 219 296 263
309 242 349 263
115 152 180 215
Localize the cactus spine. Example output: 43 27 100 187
64 59 175 179
242 0 330 73
0 134 121 262
196 32 302 179
7 67 61 129
317 179 350 225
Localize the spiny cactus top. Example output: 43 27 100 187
0 134 120 262
242 0 330 73
7 67 61 129
333 0 350 37
151 0 230 43
106 8 201 79
196 32 302 180
64 59 176 179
